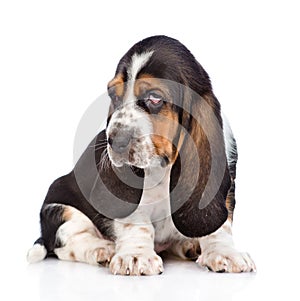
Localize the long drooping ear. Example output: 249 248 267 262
73 130 144 220
170 91 231 238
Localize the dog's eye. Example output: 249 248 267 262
143 92 164 114
144 93 163 105
137 91 164 114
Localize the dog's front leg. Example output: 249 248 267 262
109 211 163 276
197 220 256 273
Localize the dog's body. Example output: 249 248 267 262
27 36 256 275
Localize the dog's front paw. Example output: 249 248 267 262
197 248 256 273
109 250 164 276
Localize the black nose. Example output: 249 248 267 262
108 131 132 154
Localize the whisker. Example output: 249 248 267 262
94 144 107 152
89 137 108 147
97 148 111 171
89 141 107 148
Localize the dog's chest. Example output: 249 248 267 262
140 165 184 249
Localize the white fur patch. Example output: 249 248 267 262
106 106 154 168
55 205 101 244
222 112 237 168
27 243 47 263
123 51 153 107
110 164 186 275
197 221 256 272
111 208 162 275
106 52 156 168
142 164 186 244
128 51 153 81
54 205 115 265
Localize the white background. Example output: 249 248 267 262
1 0 299 300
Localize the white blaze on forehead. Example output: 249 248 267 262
106 51 155 168
124 51 154 106
128 51 154 80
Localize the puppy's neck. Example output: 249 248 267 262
143 160 172 190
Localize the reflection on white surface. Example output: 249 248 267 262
24 256 255 301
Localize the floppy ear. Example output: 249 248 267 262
73 130 144 220
170 92 231 238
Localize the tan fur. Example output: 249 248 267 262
134 75 180 164
225 193 235 222
150 106 179 163
62 206 73 221
139 227 151 234
69 251 76 260
54 205 115 265
108 74 124 96
123 223 133 229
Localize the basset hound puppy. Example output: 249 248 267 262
27 35 256 275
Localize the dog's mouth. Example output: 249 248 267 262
106 141 169 169
106 140 154 169
105 109 172 169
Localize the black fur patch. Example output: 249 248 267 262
40 204 65 252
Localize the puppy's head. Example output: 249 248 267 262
106 36 212 169
104 36 231 237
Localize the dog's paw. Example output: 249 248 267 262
181 239 201 259
109 250 164 276
197 248 256 273
168 238 201 260
95 242 115 266
54 240 115 266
